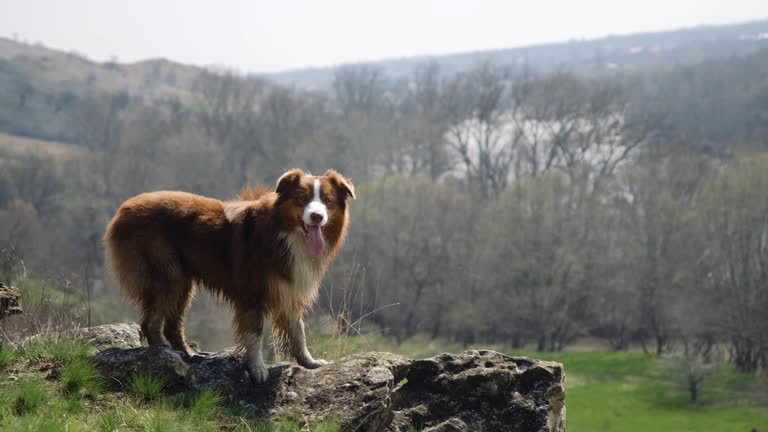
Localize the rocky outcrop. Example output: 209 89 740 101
91 333 566 432
0 282 22 319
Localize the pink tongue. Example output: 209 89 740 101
307 225 324 256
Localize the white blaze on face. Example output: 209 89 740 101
303 179 327 226
303 179 327 257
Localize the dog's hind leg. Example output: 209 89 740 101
105 237 167 347
162 279 194 356
140 301 168 348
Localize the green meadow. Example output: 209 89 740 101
0 330 766 431
533 352 767 432
311 333 768 432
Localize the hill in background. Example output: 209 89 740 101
1 18 767 145
262 19 768 90
0 36 207 143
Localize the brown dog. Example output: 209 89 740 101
103 169 354 383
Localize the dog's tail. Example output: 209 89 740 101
238 184 271 201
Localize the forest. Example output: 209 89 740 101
1 35 768 381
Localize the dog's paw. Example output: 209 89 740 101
300 358 329 369
249 365 269 384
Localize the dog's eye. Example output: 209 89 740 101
293 193 308 205
323 196 336 208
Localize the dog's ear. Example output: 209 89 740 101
324 169 355 200
275 169 304 195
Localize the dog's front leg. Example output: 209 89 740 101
236 306 269 384
276 312 327 369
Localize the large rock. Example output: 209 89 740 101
0 282 22 319
93 346 190 388
389 351 566 432
76 323 143 349
91 346 566 432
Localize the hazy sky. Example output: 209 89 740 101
1 0 766 72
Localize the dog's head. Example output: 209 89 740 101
275 169 355 256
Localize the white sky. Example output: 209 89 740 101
1 0 766 72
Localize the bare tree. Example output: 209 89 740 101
701 155 768 373
395 62 453 179
193 70 265 187
338 176 474 343
444 62 515 197
333 66 384 118
483 173 595 350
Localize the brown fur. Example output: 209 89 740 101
103 169 354 380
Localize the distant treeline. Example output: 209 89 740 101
1 48 767 374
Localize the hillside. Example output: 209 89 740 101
0 36 203 98
263 19 768 90
0 37 207 143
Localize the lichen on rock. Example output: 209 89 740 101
0 282 22 319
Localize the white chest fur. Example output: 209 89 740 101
272 230 325 316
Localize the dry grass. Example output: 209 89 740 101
0 132 83 160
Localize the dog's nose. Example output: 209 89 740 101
310 212 324 224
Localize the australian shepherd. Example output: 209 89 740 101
103 169 354 383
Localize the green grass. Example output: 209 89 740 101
309 331 768 432
12 378 47 416
0 336 249 431
145 404 180 432
20 337 93 363
130 372 165 401
0 331 764 432
515 350 658 377
61 358 101 395
508 351 768 432
98 410 120 432
310 418 341 432
11 416 68 432
0 344 18 369
566 377 768 432
176 388 223 420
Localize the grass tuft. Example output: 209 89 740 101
61 395 85 415
13 378 47 416
99 411 120 432
145 406 177 432
130 372 165 401
61 358 101 395
0 344 19 369
233 418 274 432
14 416 67 432
187 389 223 419
272 416 300 432
21 337 92 363
311 418 340 432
